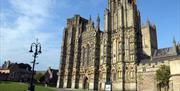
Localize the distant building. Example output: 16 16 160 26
39 67 58 86
0 61 31 82
1 60 11 69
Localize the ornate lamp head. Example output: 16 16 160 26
38 45 42 54
29 45 33 53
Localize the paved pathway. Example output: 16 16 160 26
49 87 73 91
49 87 95 91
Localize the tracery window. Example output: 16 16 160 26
119 70 122 78
100 43 104 65
86 45 90 66
113 39 117 63
113 73 117 81
82 47 85 66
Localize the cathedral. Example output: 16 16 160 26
57 0 180 91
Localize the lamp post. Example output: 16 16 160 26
28 39 41 91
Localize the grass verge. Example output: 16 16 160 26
0 81 55 91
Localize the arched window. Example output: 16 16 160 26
100 43 104 65
113 39 117 63
113 73 117 81
82 47 85 66
86 45 90 66
119 70 122 78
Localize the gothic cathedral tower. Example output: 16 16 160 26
105 0 142 90
57 0 143 90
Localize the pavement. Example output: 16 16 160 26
49 88 70 91
49 87 94 91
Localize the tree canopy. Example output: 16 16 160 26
156 65 170 86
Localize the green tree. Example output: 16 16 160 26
156 65 170 91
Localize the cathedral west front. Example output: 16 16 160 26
57 0 180 91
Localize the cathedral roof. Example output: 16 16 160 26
140 44 180 65
153 47 178 59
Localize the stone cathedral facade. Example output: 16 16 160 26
57 0 180 91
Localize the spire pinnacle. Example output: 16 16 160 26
89 15 92 21
96 14 100 22
173 36 178 54
146 17 150 25
96 14 100 30
173 36 176 44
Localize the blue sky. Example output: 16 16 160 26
0 0 180 70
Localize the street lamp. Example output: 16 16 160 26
28 39 42 91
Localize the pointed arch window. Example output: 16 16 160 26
86 44 90 66
82 47 85 66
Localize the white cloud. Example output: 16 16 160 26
9 0 51 17
0 0 61 70
0 0 105 70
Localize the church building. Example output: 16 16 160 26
57 0 180 91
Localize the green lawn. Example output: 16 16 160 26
0 81 56 91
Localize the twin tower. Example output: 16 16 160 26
57 0 156 91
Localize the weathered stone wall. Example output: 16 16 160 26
137 57 180 91
137 71 157 91
169 59 180 91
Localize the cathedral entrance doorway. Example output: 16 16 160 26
83 76 89 89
